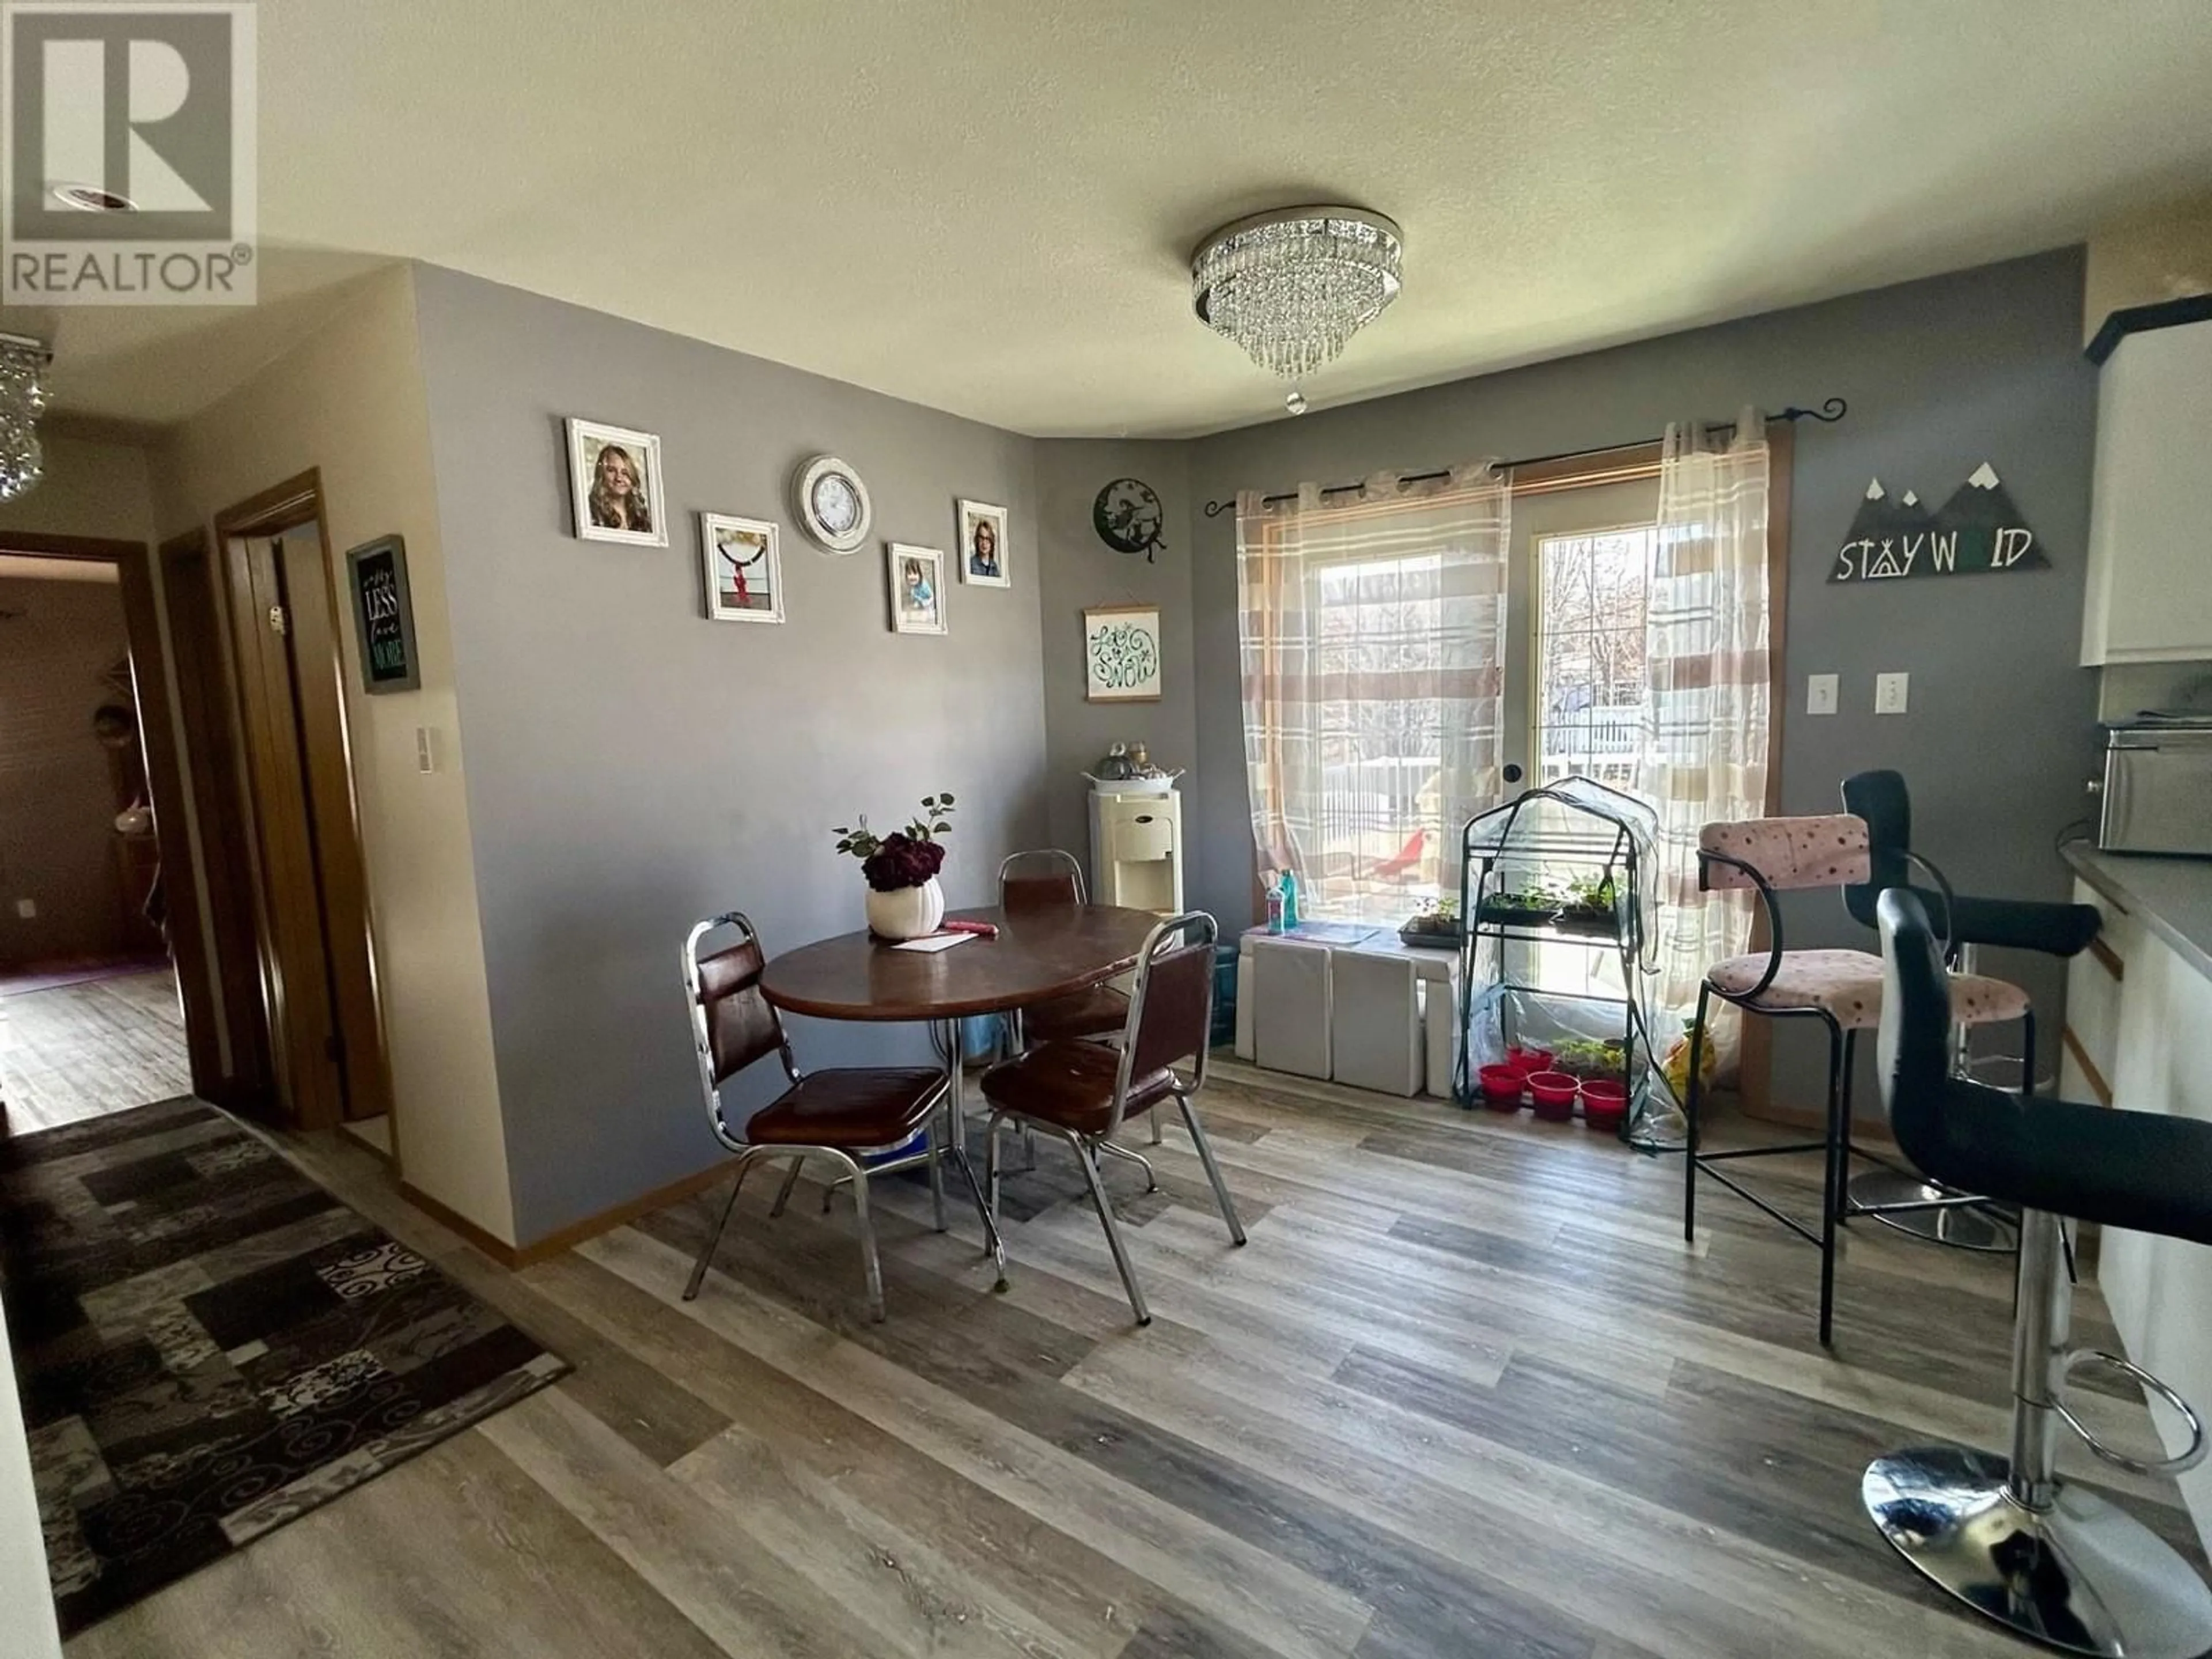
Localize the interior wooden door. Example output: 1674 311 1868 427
158 527 272 1109
272 524 392 1126
224 529 346 1127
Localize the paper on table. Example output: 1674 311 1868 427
889 933 972 953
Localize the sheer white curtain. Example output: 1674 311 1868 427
1237 465 1511 920
1635 412 1773 1066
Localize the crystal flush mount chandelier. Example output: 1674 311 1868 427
1190 205 1402 414
0 335 51 503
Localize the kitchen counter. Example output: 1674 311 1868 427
2062 840 2212 981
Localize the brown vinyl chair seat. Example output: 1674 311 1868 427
980 1040 1176 1136
744 1069 946 1147
1019 982 1130 1044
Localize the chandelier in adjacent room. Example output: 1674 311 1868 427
0 335 50 503
1190 206 1402 412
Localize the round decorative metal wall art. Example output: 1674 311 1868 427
1093 476 1166 560
793 454 872 553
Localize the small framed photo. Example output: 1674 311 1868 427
566 418 667 546
957 498 1009 587
887 543 948 635
699 513 784 623
1084 604 1162 702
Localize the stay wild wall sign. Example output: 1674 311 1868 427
1829 463 2048 584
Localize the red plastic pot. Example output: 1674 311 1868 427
1580 1077 1629 1129
1478 1063 1525 1111
1525 1070 1580 1120
1506 1046 1553 1075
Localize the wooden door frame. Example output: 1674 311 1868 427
213 469 395 1137
0 529 223 1097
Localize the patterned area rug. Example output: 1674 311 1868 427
0 1097 566 1635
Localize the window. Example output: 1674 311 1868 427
1534 523 1655 789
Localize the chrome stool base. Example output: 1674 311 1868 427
1864 1446 2212 1659
1848 1168 2018 1252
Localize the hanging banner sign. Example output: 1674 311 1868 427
1830 463 2050 583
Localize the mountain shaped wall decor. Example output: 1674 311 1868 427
1829 463 2050 583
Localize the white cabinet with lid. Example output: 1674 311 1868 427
1088 786 1183 914
2082 316 2212 666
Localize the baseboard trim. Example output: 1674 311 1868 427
1739 1099 1899 1149
399 1180 522 1267
401 1156 743 1271
507 1157 743 1267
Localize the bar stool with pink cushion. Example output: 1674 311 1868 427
1681 813 2032 1346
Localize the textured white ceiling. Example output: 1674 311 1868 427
11 0 2212 435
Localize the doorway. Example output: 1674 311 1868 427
212 474 392 1136
0 541 198 1130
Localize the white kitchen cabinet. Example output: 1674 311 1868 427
2096 922 2212 1558
2081 316 2212 666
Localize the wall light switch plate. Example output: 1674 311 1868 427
415 727 436 773
1875 672 1910 715
13 897 33 919
1806 673 1839 715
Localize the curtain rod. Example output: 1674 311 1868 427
1197 397 1847 518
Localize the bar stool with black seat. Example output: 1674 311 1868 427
1863 888 2211 1658
679 910 950 1321
978 910 1245 1324
1684 814 2034 1346
1840 768 2105 1251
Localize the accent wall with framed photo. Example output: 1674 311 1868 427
699 513 784 623
566 418 667 546
1084 604 1162 702
344 535 421 694
957 498 1008 587
888 543 947 635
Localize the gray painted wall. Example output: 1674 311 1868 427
1032 442 1196 881
1181 249 2101 1113
411 266 1047 1242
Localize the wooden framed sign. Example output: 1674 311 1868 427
344 535 422 694
1084 604 1162 702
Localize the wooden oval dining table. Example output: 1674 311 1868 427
759 902 1164 1283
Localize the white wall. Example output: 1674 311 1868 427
149 267 517 1245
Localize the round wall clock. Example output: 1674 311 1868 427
1093 477 1165 562
793 454 872 553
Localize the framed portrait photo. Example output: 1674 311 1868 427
957 498 1009 588
887 543 948 635
566 418 667 546
699 513 784 623
1084 604 1162 702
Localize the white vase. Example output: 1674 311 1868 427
866 876 945 941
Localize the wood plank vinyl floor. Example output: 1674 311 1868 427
50 1057 2208 1658
0 967 191 1131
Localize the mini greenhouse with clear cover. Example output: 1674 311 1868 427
1457 777 1679 1146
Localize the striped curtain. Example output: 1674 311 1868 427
1236 467 1511 920
1635 412 1772 1054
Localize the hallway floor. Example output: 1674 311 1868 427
0 967 191 1131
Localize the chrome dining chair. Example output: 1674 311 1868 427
998 849 1160 1173
680 911 949 1321
978 910 1245 1324
998 849 1132 1044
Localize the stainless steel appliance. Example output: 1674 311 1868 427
2097 719 2212 856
